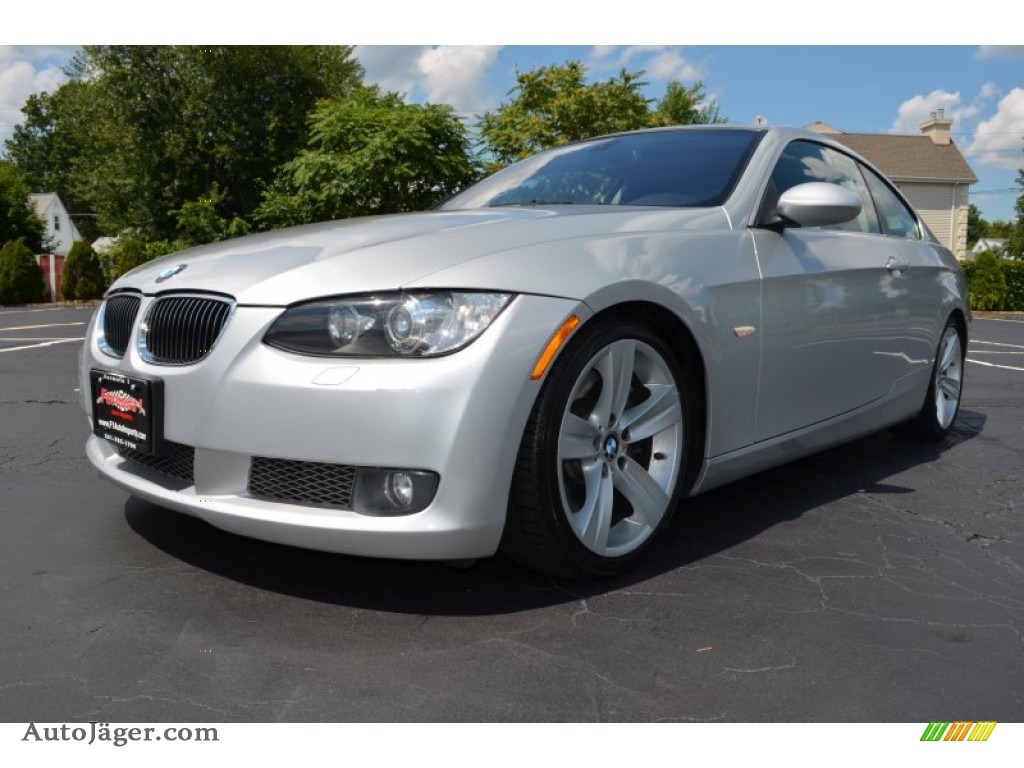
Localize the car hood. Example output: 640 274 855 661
111 206 730 305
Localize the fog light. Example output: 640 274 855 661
386 472 415 507
352 468 439 516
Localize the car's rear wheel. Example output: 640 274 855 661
894 318 965 441
502 317 696 578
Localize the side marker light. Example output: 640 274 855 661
530 315 581 381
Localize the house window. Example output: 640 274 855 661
54 215 60 232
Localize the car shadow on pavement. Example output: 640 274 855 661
125 410 985 616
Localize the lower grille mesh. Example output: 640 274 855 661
248 457 355 508
118 442 195 484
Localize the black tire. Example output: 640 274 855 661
501 317 698 578
893 318 965 442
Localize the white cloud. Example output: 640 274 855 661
355 45 502 115
976 46 1024 59
0 59 66 145
966 87 1024 169
589 46 703 82
889 89 982 134
979 82 1000 100
417 46 502 112
0 46 76 67
355 45 430 97
589 45 618 60
644 49 703 82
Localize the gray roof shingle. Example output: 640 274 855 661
825 133 977 183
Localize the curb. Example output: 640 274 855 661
974 311 1024 320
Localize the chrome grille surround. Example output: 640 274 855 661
117 442 195 484
139 294 234 365
248 457 356 508
98 292 142 358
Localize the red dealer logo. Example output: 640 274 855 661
96 388 146 416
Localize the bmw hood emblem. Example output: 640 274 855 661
155 264 188 283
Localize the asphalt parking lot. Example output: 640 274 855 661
1 306 1021 722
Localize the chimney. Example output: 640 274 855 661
920 108 953 145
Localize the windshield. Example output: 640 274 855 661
441 129 763 210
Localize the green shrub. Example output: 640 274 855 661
966 252 1007 311
61 240 106 300
961 259 975 297
107 236 149 279
107 236 193 280
1002 260 1024 311
0 238 44 304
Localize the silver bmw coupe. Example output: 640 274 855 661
81 126 968 578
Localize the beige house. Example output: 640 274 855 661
809 112 977 260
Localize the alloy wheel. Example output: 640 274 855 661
555 338 684 557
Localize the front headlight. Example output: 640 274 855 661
264 291 514 357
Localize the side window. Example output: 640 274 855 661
861 166 921 240
770 140 880 234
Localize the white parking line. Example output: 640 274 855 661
0 338 84 353
0 337 82 342
966 358 1024 373
0 322 86 332
971 340 1024 350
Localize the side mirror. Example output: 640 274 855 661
774 182 861 228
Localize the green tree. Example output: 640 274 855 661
987 219 1014 240
61 239 105 299
478 62 728 169
966 203 988 247
478 62 652 167
2 83 99 240
1008 167 1024 259
650 80 725 126
4 46 364 241
256 87 477 228
0 238 45 304
969 251 1007 310
172 184 250 246
0 162 47 253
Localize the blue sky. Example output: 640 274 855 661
2 43 1022 221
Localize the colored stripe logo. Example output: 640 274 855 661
921 722 997 741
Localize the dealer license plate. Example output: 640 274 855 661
90 370 165 455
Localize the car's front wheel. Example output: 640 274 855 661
503 318 696 578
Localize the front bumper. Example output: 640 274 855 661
81 293 584 560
